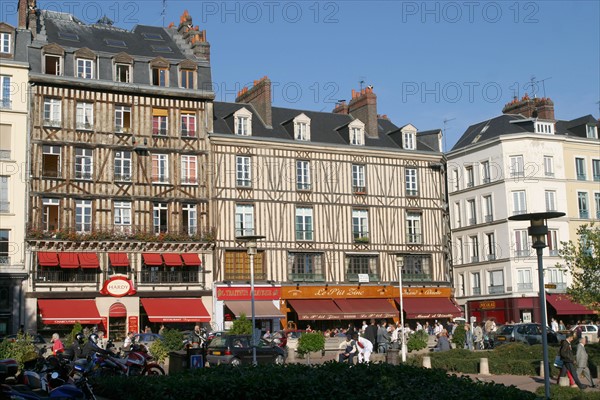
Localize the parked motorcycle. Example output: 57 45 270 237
91 343 165 376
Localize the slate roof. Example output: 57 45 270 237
212 102 441 152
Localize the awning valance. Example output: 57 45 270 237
162 253 183 267
181 253 201 266
546 294 594 316
38 299 102 324
78 253 99 269
401 298 462 319
58 253 79 269
225 301 284 319
142 253 163 266
109 302 127 318
38 252 59 267
334 299 398 319
141 298 210 322
288 299 347 320
109 252 129 267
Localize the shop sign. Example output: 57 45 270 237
217 286 281 300
128 316 138 333
282 285 452 299
479 301 496 310
412 313 456 319
100 276 136 298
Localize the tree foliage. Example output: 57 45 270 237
229 313 252 335
297 331 325 365
558 223 600 312
0 333 38 368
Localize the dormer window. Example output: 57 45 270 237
234 108 252 136
293 113 311 141
76 58 94 79
0 32 10 54
587 125 598 139
535 121 554 134
115 63 131 83
178 60 197 89
403 131 416 150
150 57 170 87
348 119 365 146
42 44 65 75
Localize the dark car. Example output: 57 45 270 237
493 323 565 346
206 334 286 366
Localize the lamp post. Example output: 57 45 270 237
508 211 564 400
396 255 407 363
236 234 266 366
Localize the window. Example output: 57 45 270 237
153 202 168 233
0 176 8 213
544 156 554 177
546 268 566 290
295 207 314 241
592 160 600 181
575 158 586 180
44 54 62 75
151 154 169 183
466 166 474 187
350 127 364 146
486 232 496 260
454 202 461 228
514 229 529 257
595 193 600 219
587 125 599 139
510 155 524 178
488 270 504 294
467 199 477 225
235 204 254 236
114 201 131 233
472 272 481 295
352 164 366 193
114 151 131 181
74 148 93 180
458 273 465 296
296 160 311 191
181 112 196 137
547 229 559 256
42 145 61 177
0 230 8 265
115 63 130 83
43 98 61 127
0 32 10 54
456 237 463 264
288 253 323 282
401 254 432 281
0 76 11 109
406 212 422 244
470 235 479 263
180 69 194 89
152 108 168 136
296 122 309 141
481 161 491 183
535 122 554 134
224 250 265 281
545 190 556 212
42 198 59 231
114 105 131 133
76 58 94 79
346 255 379 281
578 192 589 219
512 190 527 215
452 169 460 191
151 66 168 86
75 200 92 233
517 269 532 291
403 131 415 150
236 156 251 187
483 195 493 222
182 204 197 235
405 168 418 196
180 155 197 185
75 102 94 130
0 124 10 159
352 209 369 241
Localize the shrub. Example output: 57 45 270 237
65 322 83 347
150 329 184 363
0 333 38 369
229 313 252 335
451 323 466 348
535 385 600 400
297 332 325 365
407 330 429 352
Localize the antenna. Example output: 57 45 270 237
359 76 366 91
161 0 166 27
524 76 552 99
443 118 456 152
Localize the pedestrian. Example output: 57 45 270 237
377 320 390 353
433 321 443 336
123 331 134 351
559 320 566 331
559 332 587 390
51 333 64 356
434 330 451 352
576 336 596 388
144 326 152 334
464 323 474 351
416 321 423 331
364 319 378 352
361 320 368 333
263 330 271 339
189 325 203 348
305 324 313 333
473 322 484 350
353 333 373 363
158 324 165 336
338 334 357 364
551 318 559 332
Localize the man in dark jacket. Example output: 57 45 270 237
560 332 587 389
363 319 378 352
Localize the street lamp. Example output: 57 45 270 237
508 211 564 400
396 254 407 363
236 234 265 366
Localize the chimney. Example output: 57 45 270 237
348 87 378 138
18 0 28 29
177 10 210 61
332 100 348 115
502 95 555 120
236 76 272 127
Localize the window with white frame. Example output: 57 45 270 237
181 155 197 184
0 229 9 265
152 108 168 136
514 229 530 257
405 168 418 196
510 155 524 177
43 98 61 127
296 160 311 191
488 270 504 294
42 198 59 231
44 53 62 75
535 122 554 134
466 166 474 187
456 237 463 264
235 204 254 236
576 158 586 180
295 207 314 241
512 190 527 215
483 195 493 222
181 112 196 137
458 273 465 296
236 155 251 187
578 191 589 219
114 201 132 233
76 102 94 130
182 204 197 235
592 159 600 181
352 209 369 241
452 169 460 191
401 254 432 280
517 269 532 291
470 235 479 263
114 150 131 181
114 105 131 133
403 131 416 150
595 193 600 220
346 255 379 281
547 229 559 256
74 148 93 180
42 145 61 177
545 190 556 212
0 76 10 109
544 156 554 177
486 232 496 260
349 120 365 146
0 32 11 54
0 176 8 213
587 125 599 139
481 161 491 183
454 202 461 228
406 212 422 244
467 199 477 225
75 200 92 233
153 202 168 233
289 253 323 282
546 268 566 290
352 164 366 193
294 114 311 141
151 154 169 183
472 272 481 295
234 108 252 136
115 63 130 83
76 58 94 79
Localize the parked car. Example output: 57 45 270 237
206 334 286 366
492 323 564 346
571 324 599 343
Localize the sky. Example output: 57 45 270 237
2 0 598 150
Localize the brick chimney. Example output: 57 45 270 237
502 95 555 120
236 76 272 127
332 100 349 115
19 0 37 31
177 10 210 61
18 0 28 29
348 87 378 138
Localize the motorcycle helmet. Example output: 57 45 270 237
75 332 85 344
88 333 99 344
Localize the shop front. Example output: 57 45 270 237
467 297 542 325
214 285 283 332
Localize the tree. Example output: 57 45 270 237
297 331 325 365
229 313 252 335
557 223 600 312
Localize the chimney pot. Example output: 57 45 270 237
236 76 272 127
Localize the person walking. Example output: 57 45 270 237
473 322 484 350
377 320 390 353
560 332 587 390
551 318 559 332
464 323 474 351
576 336 596 388
51 333 64 356
364 319 378 353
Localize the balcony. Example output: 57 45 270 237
472 287 481 295
407 234 422 244
0 201 9 213
114 173 132 182
224 271 267 281
517 282 533 291
0 150 10 159
139 270 199 284
290 273 325 282
236 179 251 188
43 119 62 128
76 122 94 130
296 230 314 241
579 210 589 219
469 218 477 226
471 256 479 263
297 183 312 191
403 273 431 282
548 249 559 256
513 209 527 216
352 186 366 194
406 189 418 197
487 254 496 261
488 285 505 294
347 272 380 282
36 270 99 283
577 174 586 181
515 250 531 257
153 128 168 136
0 99 12 110
484 215 493 223
114 126 131 134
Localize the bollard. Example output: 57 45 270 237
479 357 490 375
539 361 544 378
422 356 431 369
558 376 570 387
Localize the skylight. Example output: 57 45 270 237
142 32 164 41
58 32 79 41
104 39 127 48
151 45 172 53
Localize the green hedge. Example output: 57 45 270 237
93 362 536 400
535 385 600 400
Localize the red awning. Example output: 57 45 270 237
334 299 398 319
141 298 210 322
142 253 163 266
38 299 102 324
38 252 59 267
58 253 79 269
109 302 127 318
181 253 201 266
401 298 463 319
162 253 183 267
109 252 130 267
78 253 99 269
288 299 347 320
225 301 284 319
546 294 593 315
